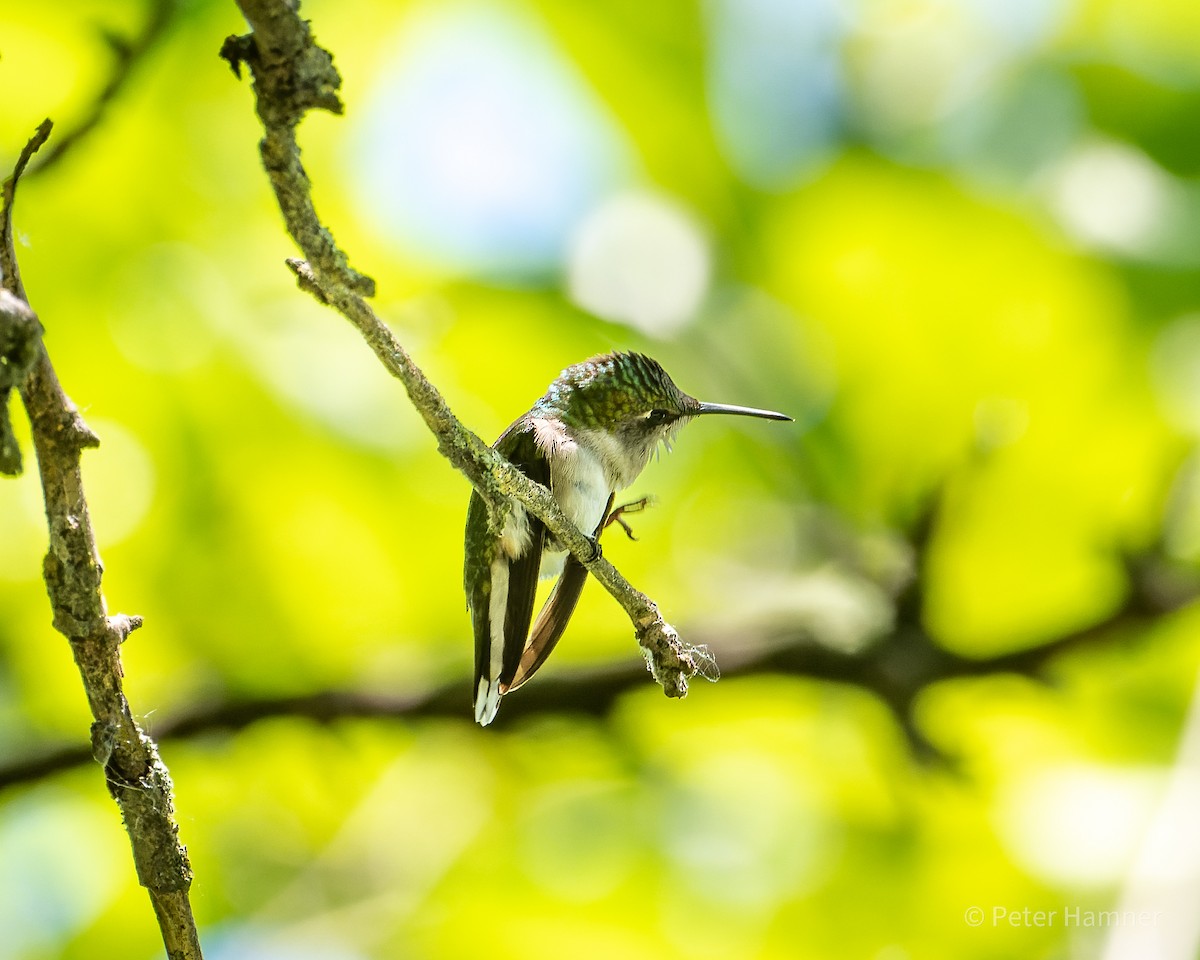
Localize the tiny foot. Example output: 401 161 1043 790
604 496 653 541
583 535 603 562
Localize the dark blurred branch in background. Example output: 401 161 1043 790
2 123 203 960
3 531 1194 791
220 0 716 702
26 0 180 178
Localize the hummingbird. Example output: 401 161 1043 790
464 351 791 725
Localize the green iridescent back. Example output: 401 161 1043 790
535 352 698 430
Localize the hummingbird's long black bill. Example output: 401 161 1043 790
695 401 793 421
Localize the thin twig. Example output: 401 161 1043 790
3 123 203 960
27 0 181 177
224 0 714 704
0 122 50 475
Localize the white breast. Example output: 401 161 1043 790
552 445 611 537
531 417 619 579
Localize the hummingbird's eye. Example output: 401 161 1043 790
645 409 671 425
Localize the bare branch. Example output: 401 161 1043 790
224 0 714 704
0 121 51 475
3 124 203 960
220 4 373 296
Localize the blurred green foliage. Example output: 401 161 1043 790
2 0 1199 958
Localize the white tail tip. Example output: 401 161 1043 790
475 677 502 726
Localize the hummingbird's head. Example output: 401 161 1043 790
540 352 791 479
544 352 692 431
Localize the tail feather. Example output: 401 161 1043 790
475 676 502 725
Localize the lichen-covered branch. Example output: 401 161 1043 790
3 123 203 960
219 7 373 297
223 0 714 702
